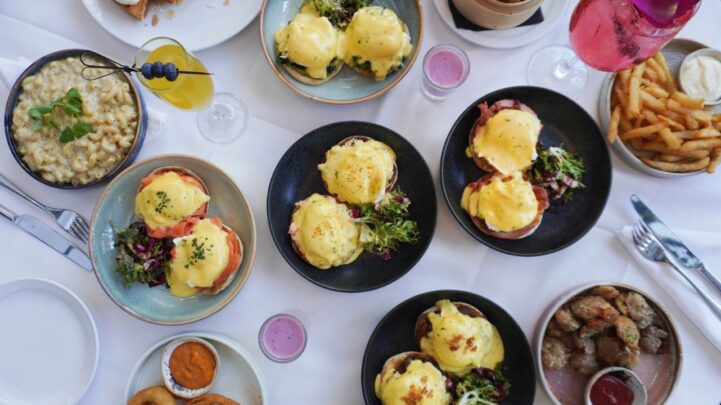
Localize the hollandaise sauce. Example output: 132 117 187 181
138 43 214 110
135 171 210 229
471 109 540 175
420 300 505 375
319 139 396 205
168 219 230 298
375 359 452 405
343 7 413 81
461 174 538 233
274 9 341 80
289 194 362 269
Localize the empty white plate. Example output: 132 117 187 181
433 0 569 48
81 0 263 51
0 278 99 405
125 331 266 404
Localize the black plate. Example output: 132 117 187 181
361 290 536 404
267 121 437 292
440 86 612 256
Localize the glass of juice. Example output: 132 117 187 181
527 0 699 99
421 44 470 101
134 37 248 144
258 313 307 363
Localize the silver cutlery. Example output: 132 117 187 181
0 173 89 243
0 203 92 271
632 220 721 321
631 194 721 296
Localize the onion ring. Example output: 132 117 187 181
186 393 241 405
128 386 175 405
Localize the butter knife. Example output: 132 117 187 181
0 203 92 271
631 194 721 295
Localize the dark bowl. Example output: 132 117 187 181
361 289 536 404
4 49 147 189
440 86 612 256
267 121 437 292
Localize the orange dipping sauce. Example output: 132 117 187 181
169 341 216 389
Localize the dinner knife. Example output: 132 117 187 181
631 194 721 295
0 203 92 271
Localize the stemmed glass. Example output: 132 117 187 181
134 37 248 144
527 0 700 99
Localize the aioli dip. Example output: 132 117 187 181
680 53 721 102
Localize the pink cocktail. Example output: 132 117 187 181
259 313 307 362
569 0 699 72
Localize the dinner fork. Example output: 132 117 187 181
0 173 89 244
632 221 721 321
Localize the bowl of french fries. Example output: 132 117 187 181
599 39 721 177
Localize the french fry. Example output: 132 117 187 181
657 154 686 162
645 86 669 99
629 76 642 116
621 123 667 139
690 109 713 124
685 114 700 130
631 63 646 80
695 128 721 138
672 91 705 109
608 105 621 144
614 87 631 119
659 127 682 150
657 115 685 131
679 138 721 151
640 90 666 113
643 110 658 124
619 117 633 132
642 67 658 82
645 57 667 84
642 157 710 172
637 141 711 159
618 70 631 93
708 149 721 173
653 52 676 92
666 98 687 114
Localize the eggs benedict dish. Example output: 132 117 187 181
167 217 243 298
415 300 505 376
135 167 210 239
289 193 363 269
318 136 397 205
374 351 452 405
274 4 344 85
461 172 549 240
467 100 542 175
342 6 413 81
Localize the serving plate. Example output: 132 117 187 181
440 86 612 256
125 331 266 404
3 49 147 189
89 155 257 325
598 38 721 178
535 283 681 405
433 0 568 48
81 0 262 51
267 121 437 292
361 289 536 404
260 0 423 104
0 278 98 405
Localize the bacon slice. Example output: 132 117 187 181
138 168 209 239
466 173 549 240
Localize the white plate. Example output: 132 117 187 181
81 0 263 51
125 331 266 404
0 278 99 405
433 0 569 48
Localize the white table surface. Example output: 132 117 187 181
1 1 720 404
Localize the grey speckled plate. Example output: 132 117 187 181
598 38 721 178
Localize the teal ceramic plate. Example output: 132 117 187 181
260 0 423 104
89 155 257 325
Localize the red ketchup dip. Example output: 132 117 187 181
421 44 470 100
590 374 635 405
259 313 307 362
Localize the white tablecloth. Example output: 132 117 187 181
1 1 721 403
